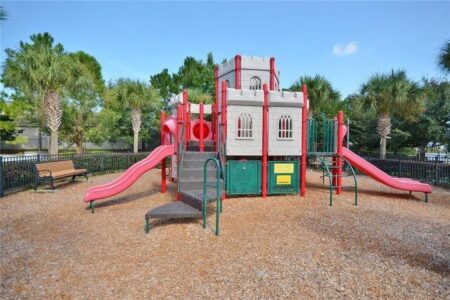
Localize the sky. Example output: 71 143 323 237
1 1 449 97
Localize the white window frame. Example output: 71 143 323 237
277 115 293 140
236 113 253 140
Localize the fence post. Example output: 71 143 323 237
434 156 438 186
0 156 3 197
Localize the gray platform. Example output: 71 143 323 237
145 201 202 220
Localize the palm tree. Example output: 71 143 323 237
1 33 91 154
361 70 423 158
108 79 160 153
438 40 450 75
289 75 341 116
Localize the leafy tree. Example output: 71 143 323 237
406 78 450 147
0 99 23 143
438 40 450 75
342 94 379 152
59 52 105 153
1 32 94 154
186 87 213 104
288 75 342 117
150 68 179 100
106 79 161 153
150 52 216 101
361 70 424 158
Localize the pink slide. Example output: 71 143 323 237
83 144 175 203
342 147 432 193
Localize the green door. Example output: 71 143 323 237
226 161 261 195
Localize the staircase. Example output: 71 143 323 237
145 148 224 234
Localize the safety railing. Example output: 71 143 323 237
202 157 222 236
0 152 150 197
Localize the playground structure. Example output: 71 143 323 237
83 55 432 234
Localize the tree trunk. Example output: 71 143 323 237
131 108 142 153
133 131 139 153
50 130 58 155
377 113 391 159
44 91 62 155
75 143 82 154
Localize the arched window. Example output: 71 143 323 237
249 76 261 90
236 113 253 139
278 115 293 140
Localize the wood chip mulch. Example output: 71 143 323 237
1 169 449 299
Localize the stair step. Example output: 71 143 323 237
180 189 223 211
145 201 202 220
180 168 218 178
180 179 224 191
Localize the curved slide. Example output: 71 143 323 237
342 147 432 193
83 144 175 203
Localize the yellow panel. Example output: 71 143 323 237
274 163 294 174
276 175 291 185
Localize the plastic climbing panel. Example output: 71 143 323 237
268 161 299 195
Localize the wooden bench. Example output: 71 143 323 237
34 160 88 190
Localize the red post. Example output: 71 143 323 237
212 104 217 151
262 84 269 198
182 90 189 147
176 105 182 200
269 57 275 91
199 102 204 152
215 65 219 152
160 111 167 193
221 80 227 140
336 111 344 195
187 103 191 143
221 80 227 200
235 55 241 89
300 84 308 197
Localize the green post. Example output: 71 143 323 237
89 201 95 213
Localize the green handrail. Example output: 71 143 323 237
202 157 222 236
309 153 358 206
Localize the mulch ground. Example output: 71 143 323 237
0 169 449 299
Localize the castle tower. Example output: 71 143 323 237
217 55 280 91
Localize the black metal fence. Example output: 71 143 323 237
359 156 450 187
0 152 150 197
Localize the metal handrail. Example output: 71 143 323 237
202 157 222 236
309 154 358 206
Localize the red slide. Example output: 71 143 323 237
342 147 432 193
83 144 175 203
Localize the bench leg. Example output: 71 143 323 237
34 179 39 191
72 176 76 182
89 201 95 213
51 178 55 190
84 173 88 181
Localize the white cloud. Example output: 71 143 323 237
333 42 358 57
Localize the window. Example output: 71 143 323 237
249 76 261 90
278 115 293 140
236 113 253 139
225 80 231 88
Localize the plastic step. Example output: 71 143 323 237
145 201 202 220
180 189 223 211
